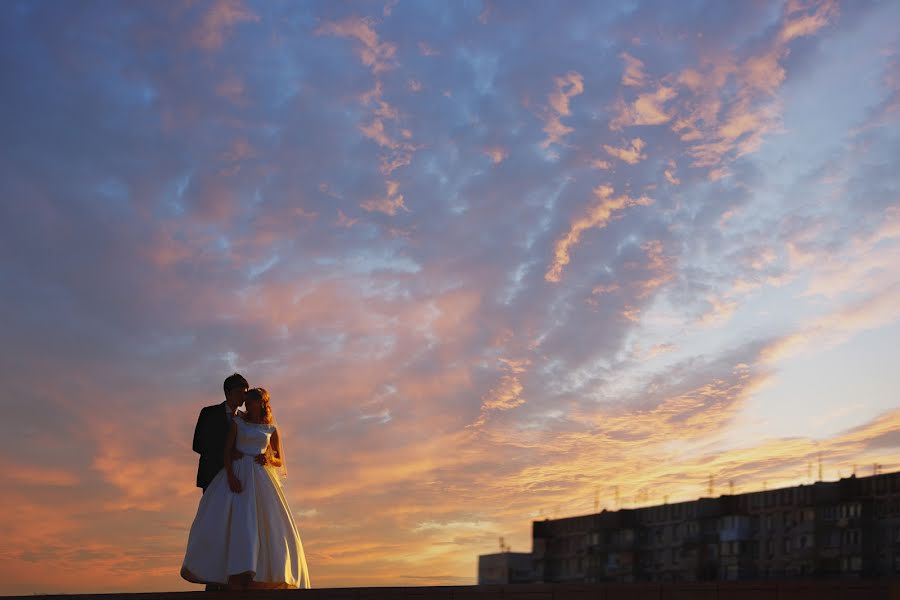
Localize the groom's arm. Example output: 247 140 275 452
192 408 207 454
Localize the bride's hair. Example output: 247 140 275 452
246 387 274 424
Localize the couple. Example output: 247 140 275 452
181 373 311 590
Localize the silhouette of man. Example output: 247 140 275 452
192 373 248 591
193 373 249 493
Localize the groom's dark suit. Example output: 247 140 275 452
193 401 233 491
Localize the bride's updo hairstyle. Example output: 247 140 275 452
246 387 274 424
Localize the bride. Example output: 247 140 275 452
181 388 311 589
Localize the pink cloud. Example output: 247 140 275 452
360 118 400 149
418 41 440 56
316 16 397 74
191 0 259 50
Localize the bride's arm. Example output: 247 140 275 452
225 421 242 493
266 428 283 468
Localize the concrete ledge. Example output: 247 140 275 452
6 581 900 600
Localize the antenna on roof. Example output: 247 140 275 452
818 453 823 481
708 474 715 497
729 480 735 495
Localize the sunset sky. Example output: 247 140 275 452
1 0 900 594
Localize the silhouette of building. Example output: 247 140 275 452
531 471 900 583
478 552 533 584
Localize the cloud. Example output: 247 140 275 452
620 52 648 87
761 284 900 364
671 0 837 174
603 137 647 164
360 180 409 216
546 185 653 282
664 160 680 185
609 85 677 130
540 72 584 148
191 0 258 50
316 16 397 74
482 146 508 164
471 358 530 427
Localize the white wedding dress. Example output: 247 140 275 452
181 417 311 589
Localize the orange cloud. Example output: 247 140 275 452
482 146 508 164
667 0 836 175
360 118 400 149
636 240 675 298
541 72 584 148
546 185 653 282
664 160 680 185
471 358 530 427
609 85 677 130
620 52 648 87
603 137 647 164
361 180 408 216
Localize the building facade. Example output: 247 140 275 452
478 552 534 584
532 471 900 583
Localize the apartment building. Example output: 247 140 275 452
531 471 900 583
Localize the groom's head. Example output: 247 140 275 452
223 373 249 408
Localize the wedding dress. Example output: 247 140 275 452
181 417 311 589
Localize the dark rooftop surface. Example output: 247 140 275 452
5 581 900 600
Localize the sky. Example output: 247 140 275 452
1 0 899 594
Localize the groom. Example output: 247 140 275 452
193 373 249 493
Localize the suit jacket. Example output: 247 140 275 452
193 401 233 490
